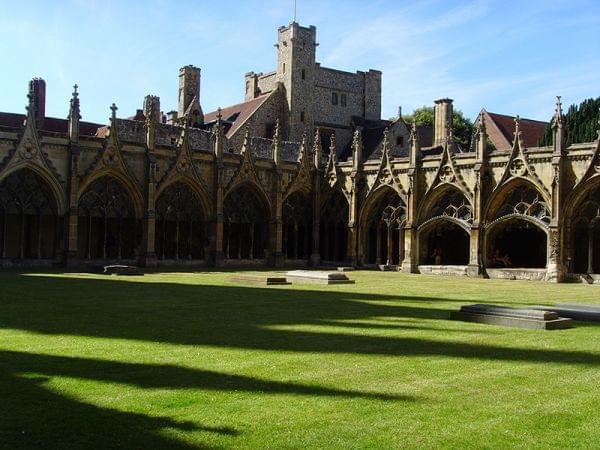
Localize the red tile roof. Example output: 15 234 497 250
0 112 103 136
484 111 548 149
204 93 271 138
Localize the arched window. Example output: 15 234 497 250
364 190 406 266
0 169 58 260
282 192 312 260
155 182 206 261
223 186 269 260
78 177 137 261
320 190 348 262
570 186 600 274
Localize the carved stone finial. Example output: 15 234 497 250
216 107 222 122
329 131 336 156
110 103 118 121
382 127 390 149
552 96 563 129
73 84 79 96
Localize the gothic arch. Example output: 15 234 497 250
359 185 407 266
484 177 551 225
223 182 270 260
564 182 600 274
224 179 271 216
282 191 312 260
320 188 349 263
77 176 139 261
0 162 66 215
417 216 470 266
155 176 212 218
0 168 61 260
417 184 473 231
483 179 550 270
79 169 144 219
155 181 208 261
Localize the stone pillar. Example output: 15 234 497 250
375 224 382 265
386 224 393 266
65 148 80 266
213 110 225 266
587 227 594 274
143 167 157 267
467 226 481 277
401 226 417 273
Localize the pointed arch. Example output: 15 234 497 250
0 161 66 215
320 188 349 263
417 217 470 266
0 168 61 260
483 177 550 226
359 184 407 266
282 191 313 260
155 175 212 219
155 181 208 261
77 175 139 261
417 183 473 229
78 169 144 219
223 181 271 260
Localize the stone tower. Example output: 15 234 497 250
275 22 317 142
178 65 204 125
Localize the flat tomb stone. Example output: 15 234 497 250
103 265 142 276
229 274 291 285
532 304 600 322
286 270 355 284
450 304 572 330
337 267 355 272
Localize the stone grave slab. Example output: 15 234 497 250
229 274 291 286
103 265 142 276
286 270 355 284
337 267 355 272
532 304 600 322
450 304 572 330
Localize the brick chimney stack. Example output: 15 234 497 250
434 98 453 146
29 78 46 128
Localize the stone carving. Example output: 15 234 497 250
509 158 527 177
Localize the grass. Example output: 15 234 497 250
1 269 600 449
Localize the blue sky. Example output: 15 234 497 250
1 0 598 124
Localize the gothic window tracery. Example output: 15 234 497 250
320 190 348 262
426 190 472 224
155 182 206 260
282 192 312 260
365 191 406 265
0 169 58 259
223 186 268 259
493 187 550 225
77 176 137 260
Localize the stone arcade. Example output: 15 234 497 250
0 22 599 283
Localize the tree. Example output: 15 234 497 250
401 106 475 150
539 97 600 146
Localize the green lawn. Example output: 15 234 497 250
1 270 599 449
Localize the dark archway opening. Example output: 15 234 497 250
320 191 348 263
363 190 406 266
487 220 547 268
419 221 469 265
155 182 207 261
282 192 312 260
77 177 139 261
0 169 60 260
569 186 600 274
223 186 269 260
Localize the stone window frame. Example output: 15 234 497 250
341 93 347 107
331 92 338 106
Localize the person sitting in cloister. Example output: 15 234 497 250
492 248 512 268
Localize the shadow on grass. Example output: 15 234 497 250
1 272 599 447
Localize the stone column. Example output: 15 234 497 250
401 226 417 273
386 224 393 266
467 226 481 277
143 162 157 267
375 224 382 265
65 148 80 265
310 176 321 266
587 227 594 274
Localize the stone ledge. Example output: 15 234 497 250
486 268 547 281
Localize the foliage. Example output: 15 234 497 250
539 97 600 146
402 106 475 149
1 270 600 448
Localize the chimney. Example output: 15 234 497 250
178 65 204 124
143 95 161 123
28 78 46 128
166 111 178 125
434 98 453 146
